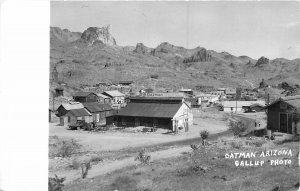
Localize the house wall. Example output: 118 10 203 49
115 116 173 129
267 101 294 134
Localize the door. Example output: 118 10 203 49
135 117 140 127
279 113 288 133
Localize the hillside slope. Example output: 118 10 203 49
50 26 300 91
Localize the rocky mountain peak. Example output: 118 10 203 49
183 48 212 63
80 25 117 46
255 56 269 67
134 43 150 54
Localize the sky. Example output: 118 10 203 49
51 1 300 60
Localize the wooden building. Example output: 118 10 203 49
60 108 92 126
73 92 98 103
265 96 300 134
97 93 112 104
222 101 265 112
115 97 193 131
102 90 125 105
55 87 64 97
56 102 84 117
82 102 114 126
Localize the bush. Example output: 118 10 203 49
81 161 91 179
70 159 80 170
135 150 151 165
48 174 65 191
230 141 243 149
200 130 209 146
49 137 81 158
228 120 247 136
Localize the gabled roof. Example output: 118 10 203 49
68 108 91 117
116 102 183 118
83 102 112 113
265 95 300 109
97 93 110 99
73 91 97 97
103 90 125 97
60 103 84 110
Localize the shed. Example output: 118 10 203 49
55 87 64 97
56 102 84 117
60 108 92 126
83 102 113 126
265 95 300 134
97 93 112 104
73 92 98 103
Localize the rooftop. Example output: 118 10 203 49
103 90 125 97
60 103 84 110
68 108 91 117
83 102 112 113
116 102 183 118
73 91 96 97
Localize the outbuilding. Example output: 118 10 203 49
265 96 300 134
82 102 114 126
60 108 92 126
73 92 98 103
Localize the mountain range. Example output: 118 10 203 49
50 25 300 91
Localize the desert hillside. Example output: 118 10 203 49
50 26 300 91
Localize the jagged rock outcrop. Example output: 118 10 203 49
255 56 269 67
183 49 212 63
80 25 117 46
50 27 82 43
134 43 150 54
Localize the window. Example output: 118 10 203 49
68 116 71 123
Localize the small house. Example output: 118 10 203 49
56 102 84 117
102 90 125 105
82 102 114 126
73 92 98 103
55 87 64 97
62 108 92 126
265 96 300 134
115 97 193 132
97 93 112 104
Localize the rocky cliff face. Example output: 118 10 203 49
183 48 212 63
255 56 269 67
50 27 82 44
80 25 117 46
134 43 151 54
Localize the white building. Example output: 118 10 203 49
222 100 266 112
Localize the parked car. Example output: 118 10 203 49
68 120 86 130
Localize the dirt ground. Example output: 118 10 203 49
49 114 228 152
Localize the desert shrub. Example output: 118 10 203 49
81 161 91 179
48 174 65 191
228 120 247 136
49 137 81 158
135 150 151 165
70 159 80 170
200 130 209 145
189 146 211 172
90 155 102 163
230 140 243 149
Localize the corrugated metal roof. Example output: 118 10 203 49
103 90 125 97
83 102 112 113
68 108 91 117
116 102 183 118
61 103 84 110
